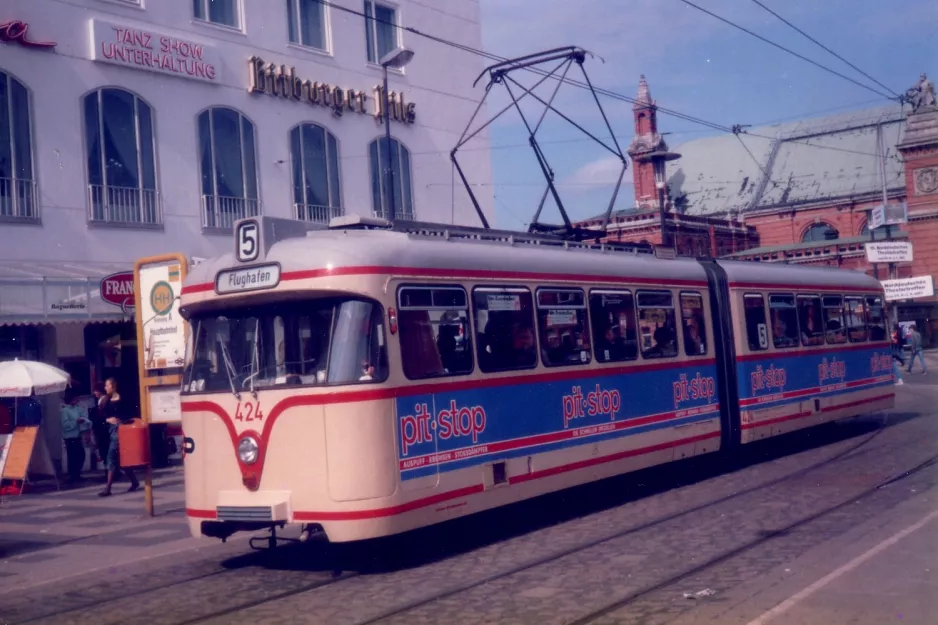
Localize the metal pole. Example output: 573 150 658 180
383 65 396 223
878 125 898 327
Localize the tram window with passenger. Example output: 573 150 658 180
743 293 769 351
472 287 538 372
844 296 868 342
769 294 799 349
183 298 388 393
822 295 847 344
535 288 591 367
797 295 824 346
866 296 887 341
636 291 677 359
588 290 639 362
397 286 473 379
680 292 708 356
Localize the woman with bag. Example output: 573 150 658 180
98 378 140 497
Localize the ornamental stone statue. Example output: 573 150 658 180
906 73 937 111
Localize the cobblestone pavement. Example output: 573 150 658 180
2 383 936 625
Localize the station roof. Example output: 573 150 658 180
666 105 907 217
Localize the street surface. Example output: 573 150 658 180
1 363 936 625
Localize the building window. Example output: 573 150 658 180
83 88 160 225
288 0 327 50
0 71 37 221
290 124 341 223
364 1 399 64
197 107 259 230
369 137 414 220
802 223 839 242
193 0 240 29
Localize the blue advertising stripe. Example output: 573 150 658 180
737 346 893 406
396 363 722 482
739 376 894 412
399 409 720 480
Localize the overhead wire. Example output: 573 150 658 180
316 0 903 183
675 0 897 101
746 0 900 98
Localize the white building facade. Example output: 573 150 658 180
0 0 492 455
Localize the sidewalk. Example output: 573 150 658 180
0 465 232 595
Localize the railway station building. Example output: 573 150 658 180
0 0 492 463
577 75 938 346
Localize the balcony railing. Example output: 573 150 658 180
0 177 39 221
88 184 161 225
294 203 343 224
373 209 416 222
202 195 261 230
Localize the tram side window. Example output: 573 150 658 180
822 295 847 344
797 295 824 346
866 296 887 341
588 290 639 362
680 292 708 356
536 288 591 366
845 296 868 342
472 287 537 373
743 294 769 351
398 286 473 380
769 294 799 348
636 290 678 359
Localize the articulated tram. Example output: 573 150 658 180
179 216 894 544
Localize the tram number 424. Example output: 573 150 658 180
234 401 264 422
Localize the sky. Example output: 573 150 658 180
468 0 938 230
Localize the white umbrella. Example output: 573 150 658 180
0 358 71 398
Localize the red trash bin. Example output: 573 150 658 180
118 419 151 468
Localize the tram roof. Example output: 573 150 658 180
185 224 706 290
717 259 882 292
183 217 883 295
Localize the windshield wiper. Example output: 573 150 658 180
218 338 241 400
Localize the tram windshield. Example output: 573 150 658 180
182 298 388 394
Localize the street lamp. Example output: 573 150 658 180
379 46 415 223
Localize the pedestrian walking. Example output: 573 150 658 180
60 388 90 483
89 382 109 474
905 323 927 375
892 324 905 385
98 378 140 497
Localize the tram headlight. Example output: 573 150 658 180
237 435 259 465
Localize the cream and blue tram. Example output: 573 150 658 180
179 216 894 544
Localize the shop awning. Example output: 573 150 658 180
0 261 133 326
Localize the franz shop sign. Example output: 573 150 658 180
89 19 220 83
100 271 135 314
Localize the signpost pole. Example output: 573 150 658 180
133 253 189 517
878 128 899 327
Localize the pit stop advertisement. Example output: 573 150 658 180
395 363 720 481
735 345 895 411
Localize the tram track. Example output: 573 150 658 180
566 452 938 625
8 553 356 625
347 415 894 625
3 412 906 625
